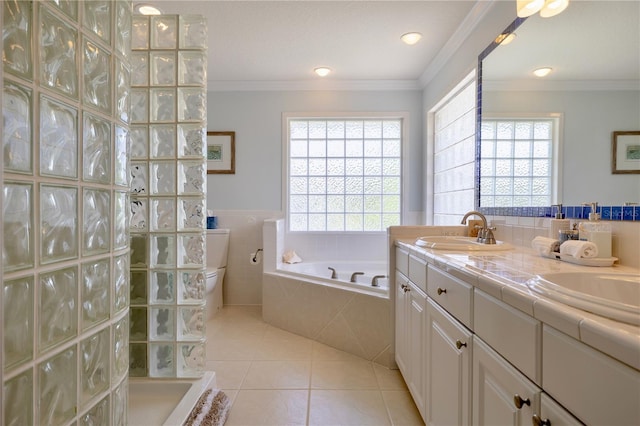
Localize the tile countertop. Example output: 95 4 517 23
395 239 640 372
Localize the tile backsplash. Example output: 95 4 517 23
481 204 640 221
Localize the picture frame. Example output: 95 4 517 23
207 131 235 174
612 131 640 174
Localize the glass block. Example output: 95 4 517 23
151 15 177 49
131 88 148 123
115 0 132 55
149 343 175 377
130 125 149 159
150 161 176 195
112 377 128 426
179 15 207 49
38 348 77 425
150 125 176 158
150 88 176 122
3 369 33 426
114 125 130 187
129 343 147 377
179 234 205 267
83 112 111 183
115 59 130 124
178 161 205 195
3 276 33 371
114 191 129 250
178 342 205 378
40 5 78 97
113 315 129 381
3 0 32 78
49 0 77 19
178 306 205 340
83 0 111 43
81 328 110 404
3 81 32 173
130 234 147 266
177 87 206 122
178 270 205 304
130 270 147 305
129 307 147 341
130 162 148 194
40 95 77 178
113 254 129 314
3 182 33 271
83 40 111 112
39 267 77 351
130 198 147 231
150 234 176 267
150 271 175 304
150 307 175 340
83 188 111 255
130 52 149 87
178 197 205 231
132 15 149 50
178 124 205 158
178 51 206 86
81 260 110 330
80 396 109 426
150 52 176 86
40 185 77 263
150 198 176 231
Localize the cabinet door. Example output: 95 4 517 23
532 393 584 426
425 298 472 426
473 338 541 426
407 281 427 418
395 271 410 375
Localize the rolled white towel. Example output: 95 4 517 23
531 236 561 256
282 250 302 264
559 240 599 259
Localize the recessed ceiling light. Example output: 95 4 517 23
134 3 162 15
540 0 570 18
533 67 553 77
400 32 422 45
495 32 517 45
314 67 331 77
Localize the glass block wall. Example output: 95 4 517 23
129 14 208 378
2 1 132 424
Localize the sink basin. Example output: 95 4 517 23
415 236 513 251
527 272 640 325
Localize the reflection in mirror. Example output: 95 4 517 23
477 1 640 214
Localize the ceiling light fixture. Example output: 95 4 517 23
533 67 553 77
134 3 162 15
495 32 517 46
517 0 569 18
314 67 331 77
540 0 570 18
400 32 422 45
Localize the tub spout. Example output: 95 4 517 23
350 272 364 282
371 275 386 287
328 267 337 279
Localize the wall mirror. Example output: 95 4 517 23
477 1 640 214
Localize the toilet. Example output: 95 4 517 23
206 228 230 319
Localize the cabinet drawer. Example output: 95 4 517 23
396 247 409 276
427 265 473 328
474 289 541 385
408 254 427 292
543 325 640 426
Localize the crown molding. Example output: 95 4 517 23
207 79 422 92
483 79 640 92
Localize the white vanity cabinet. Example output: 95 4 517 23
534 393 584 426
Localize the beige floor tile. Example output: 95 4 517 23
205 361 251 389
225 389 309 426
311 359 379 389
242 360 311 389
312 341 364 361
206 337 261 361
253 336 314 360
373 364 409 390
309 390 391 426
382 390 425 426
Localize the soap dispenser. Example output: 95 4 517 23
578 202 612 258
549 204 570 240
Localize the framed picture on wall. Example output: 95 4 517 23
612 131 640 174
207 131 235 174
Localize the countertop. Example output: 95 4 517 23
395 239 640 371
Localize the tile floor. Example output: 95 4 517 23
205 306 424 426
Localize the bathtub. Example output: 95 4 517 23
128 371 216 426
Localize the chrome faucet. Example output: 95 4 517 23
461 210 496 244
350 272 364 282
328 267 337 279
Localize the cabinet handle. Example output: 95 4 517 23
532 414 551 426
400 284 407 290
404 286 411 293
437 287 447 295
455 340 467 349
513 394 531 409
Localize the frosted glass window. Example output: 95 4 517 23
287 118 402 232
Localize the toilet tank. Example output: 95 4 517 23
206 229 230 269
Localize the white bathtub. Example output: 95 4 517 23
128 371 216 426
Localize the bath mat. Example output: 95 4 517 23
183 388 230 426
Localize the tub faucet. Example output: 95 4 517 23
350 272 364 282
461 210 496 244
371 275 386 287
328 267 337 279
